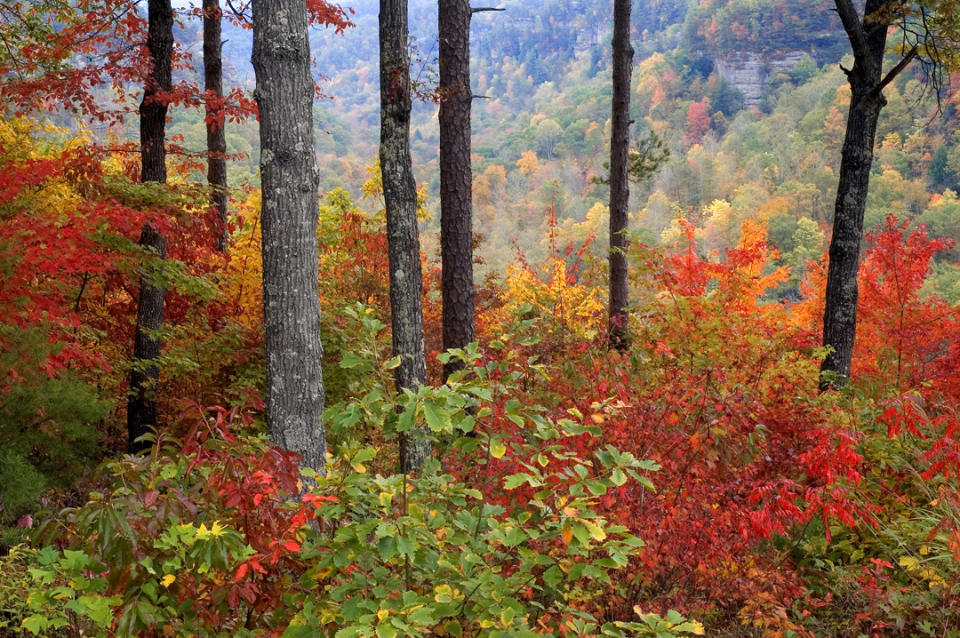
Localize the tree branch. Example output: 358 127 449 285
471 7 504 14
878 45 918 93
225 0 250 23
834 0 877 76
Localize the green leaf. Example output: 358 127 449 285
571 524 590 546
407 606 435 626
502 526 527 547
422 400 448 433
609 468 627 486
340 351 368 369
543 564 563 589
397 404 415 434
503 473 530 489
586 480 608 496
638 476 656 491
36 547 60 566
284 625 321 638
665 609 685 624
60 549 90 572
674 621 706 635
635 459 661 472
376 624 398 638
22 615 54 634
397 535 415 558
378 536 397 561
78 596 118 627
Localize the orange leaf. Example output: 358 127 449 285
234 562 249 582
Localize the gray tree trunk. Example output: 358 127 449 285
821 0 907 390
203 0 229 252
439 0 474 379
608 0 633 351
380 0 429 472
252 0 326 469
128 0 173 453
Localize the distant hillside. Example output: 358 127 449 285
682 0 845 60
163 0 960 296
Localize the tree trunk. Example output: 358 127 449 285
608 0 633 351
438 0 474 379
128 0 173 453
252 0 326 470
821 0 890 390
203 0 229 252
380 0 429 472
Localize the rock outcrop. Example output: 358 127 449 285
714 51 807 106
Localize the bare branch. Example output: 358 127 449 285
878 45 918 93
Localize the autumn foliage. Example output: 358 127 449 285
3 108 960 633
2 39 960 638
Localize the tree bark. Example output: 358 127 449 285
821 0 891 390
608 0 633 351
203 0 229 252
128 0 173 453
438 0 474 379
252 0 327 469
380 0 429 472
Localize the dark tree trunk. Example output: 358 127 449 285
438 0 474 379
380 0 429 472
128 0 173 453
252 0 326 470
203 0 229 252
608 0 633 351
821 0 897 390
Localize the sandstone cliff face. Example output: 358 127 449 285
714 51 807 106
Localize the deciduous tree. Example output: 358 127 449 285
203 0 229 252
608 0 633 350
252 0 327 469
128 0 173 453
820 0 958 389
381 0 429 471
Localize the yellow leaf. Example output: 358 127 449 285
561 525 573 545
583 520 607 541
161 574 176 588
899 556 919 570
